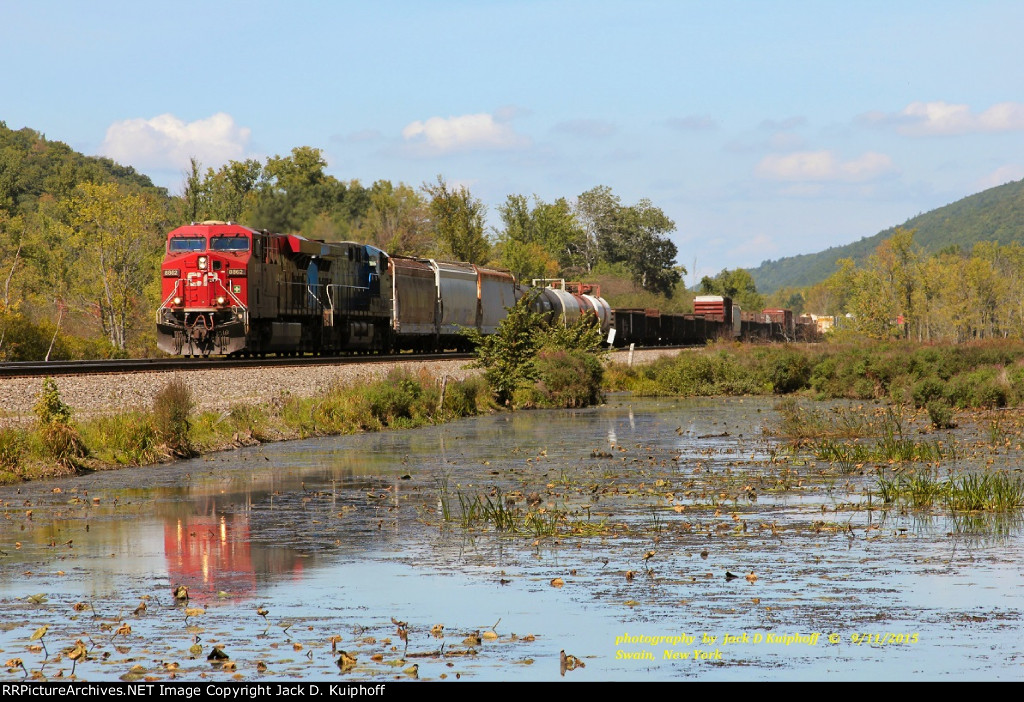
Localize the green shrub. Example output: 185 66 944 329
34 377 72 425
912 376 948 408
531 348 604 408
759 347 813 394
926 399 956 429
153 378 195 456
33 377 86 469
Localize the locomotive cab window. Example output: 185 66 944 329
168 237 206 253
211 236 250 252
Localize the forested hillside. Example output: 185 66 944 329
749 178 1024 292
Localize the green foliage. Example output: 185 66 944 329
34 377 72 425
542 313 606 355
926 399 955 429
441 375 492 417
469 293 545 405
356 180 433 257
423 175 491 264
0 311 68 361
530 348 604 408
65 182 167 351
755 347 812 394
80 412 158 465
153 378 195 457
470 291 608 408
699 268 765 311
577 186 682 296
497 194 587 281
33 378 86 470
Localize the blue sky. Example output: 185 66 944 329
4 0 1024 282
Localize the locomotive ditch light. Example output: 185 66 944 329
173 297 182 305
198 256 208 270
216 296 226 305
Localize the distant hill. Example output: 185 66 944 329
0 121 166 216
748 179 1024 293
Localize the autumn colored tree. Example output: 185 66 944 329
422 175 490 264
64 182 166 352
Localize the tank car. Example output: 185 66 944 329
531 279 613 340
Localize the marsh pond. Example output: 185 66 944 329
1 396 1021 681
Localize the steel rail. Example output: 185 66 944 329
0 352 475 378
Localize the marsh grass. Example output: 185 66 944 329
773 398 873 441
436 483 597 538
79 412 158 465
877 469 1024 512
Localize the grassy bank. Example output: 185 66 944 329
0 337 606 485
0 370 496 484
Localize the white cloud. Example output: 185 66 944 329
862 101 1024 136
755 150 895 182
100 113 251 171
401 112 530 154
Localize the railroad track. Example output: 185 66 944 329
0 352 474 378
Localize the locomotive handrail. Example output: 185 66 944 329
157 279 184 317
325 283 372 311
216 277 247 310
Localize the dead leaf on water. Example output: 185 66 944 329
337 651 357 672
207 646 229 661
68 641 88 661
550 577 564 588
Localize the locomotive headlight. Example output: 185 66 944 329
172 296 182 305
198 256 208 270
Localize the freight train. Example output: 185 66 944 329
156 221 810 357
